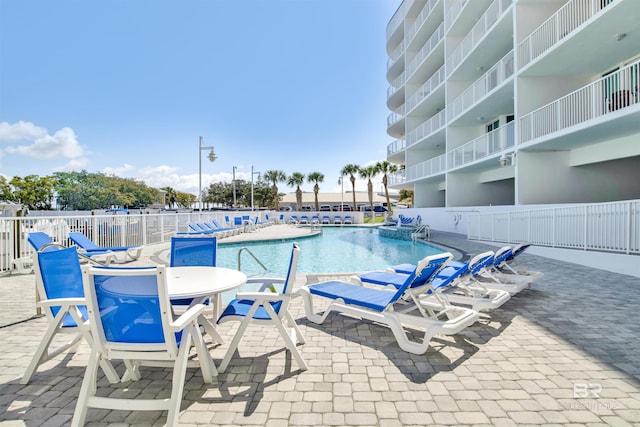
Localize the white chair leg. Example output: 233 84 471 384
217 302 261 373
166 330 192 427
285 311 306 345
263 304 307 371
71 348 100 427
190 322 217 381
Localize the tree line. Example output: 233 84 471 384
1 161 410 211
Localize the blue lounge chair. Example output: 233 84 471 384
299 215 309 224
211 218 241 235
217 242 307 373
333 215 342 224
491 244 544 285
343 215 353 224
300 253 479 354
68 232 142 263
28 232 114 265
289 215 300 224
321 215 331 224
362 251 511 312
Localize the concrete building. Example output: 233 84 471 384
385 0 640 208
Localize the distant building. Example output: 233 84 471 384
280 192 393 210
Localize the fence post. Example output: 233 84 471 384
584 205 588 251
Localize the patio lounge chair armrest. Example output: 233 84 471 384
169 303 207 331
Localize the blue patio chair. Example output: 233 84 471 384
321 215 331 224
310 215 320 224
343 215 353 224
333 216 342 224
170 236 217 307
68 231 142 263
300 252 479 354
299 215 309 224
21 246 120 385
212 218 240 235
493 243 544 284
217 242 307 373
73 264 216 426
289 215 299 224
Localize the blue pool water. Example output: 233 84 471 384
216 227 444 277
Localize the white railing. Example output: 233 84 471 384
519 59 639 143
406 0 439 43
387 103 406 127
407 109 447 147
446 0 513 76
518 0 614 68
388 39 405 65
448 121 515 169
468 199 640 254
387 70 406 98
387 0 409 39
405 65 446 114
387 138 406 156
445 0 468 31
388 169 406 187
0 209 328 273
406 154 447 181
406 22 445 78
448 50 515 122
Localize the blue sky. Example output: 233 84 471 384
0 0 401 196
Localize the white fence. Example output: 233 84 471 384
468 199 640 254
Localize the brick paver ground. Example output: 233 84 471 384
1 228 638 426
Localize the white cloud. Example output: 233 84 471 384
2 123 86 159
53 157 90 172
102 163 135 176
0 121 48 142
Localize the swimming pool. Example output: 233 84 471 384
216 227 444 277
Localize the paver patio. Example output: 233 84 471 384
0 228 638 426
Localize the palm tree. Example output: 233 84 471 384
287 172 306 211
376 161 399 214
307 172 325 211
359 165 378 220
341 164 360 212
160 186 177 209
263 170 287 210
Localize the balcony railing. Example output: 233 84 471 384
407 109 447 147
406 0 439 43
448 121 515 169
445 0 468 31
387 103 406 128
468 199 640 255
389 39 405 64
448 50 515 122
406 22 445 79
406 154 447 181
406 65 446 114
446 0 513 76
518 0 614 68
519 59 639 143
387 71 406 98
387 138 406 157
388 169 406 187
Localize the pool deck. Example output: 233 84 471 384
1 225 639 426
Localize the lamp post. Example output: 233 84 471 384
338 176 344 212
198 136 216 211
232 166 238 208
250 166 261 212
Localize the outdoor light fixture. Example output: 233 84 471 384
198 136 216 211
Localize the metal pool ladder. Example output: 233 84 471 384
412 224 430 241
237 247 269 273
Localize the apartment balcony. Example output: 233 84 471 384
444 0 468 32
387 138 406 163
405 154 447 182
387 104 406 137
448 121 515 170
448 50 515 124
405 65 446 116
405 0 440 45
446 0 513 78
388 169 407 187
406 22 445 81
518 0 639 75
406 109 447 148
519 59 640 148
